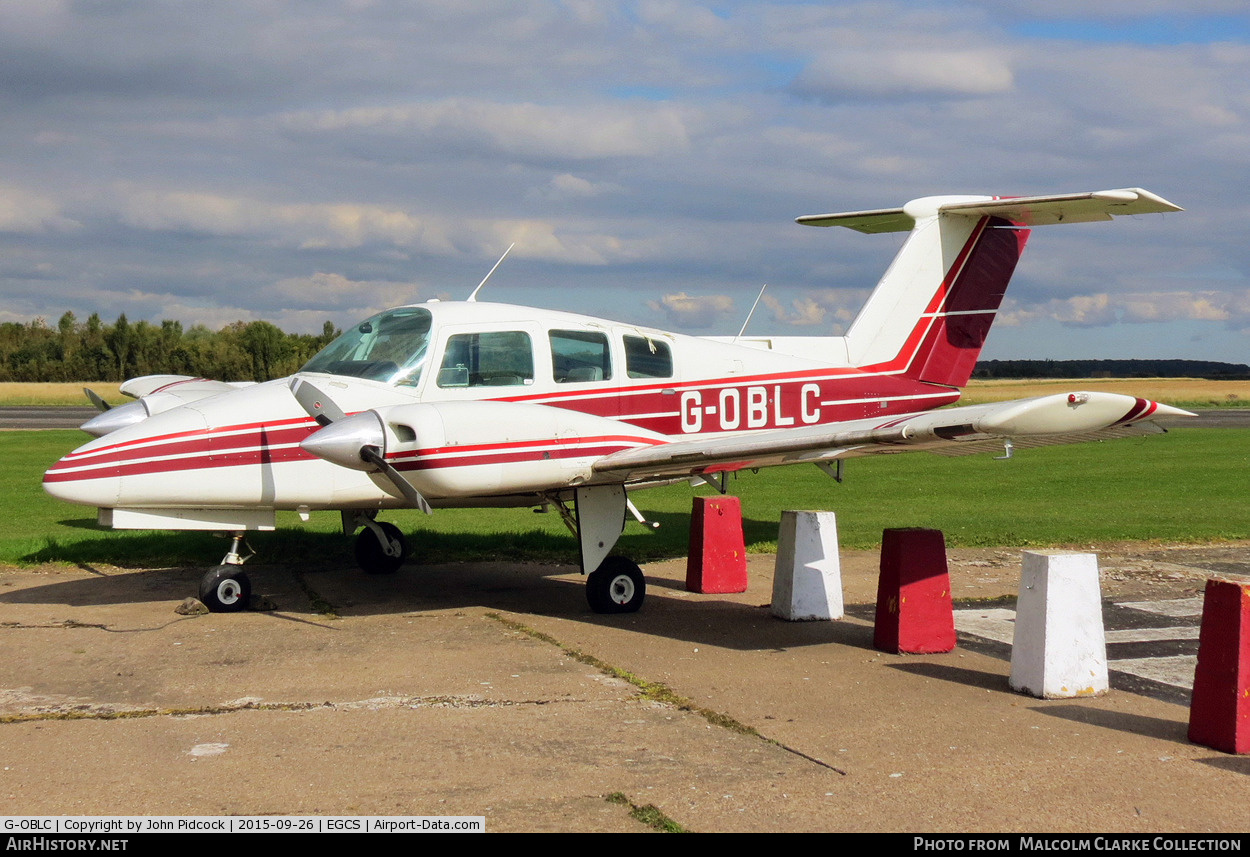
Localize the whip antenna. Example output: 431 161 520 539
733 284 768 341
467 243 516 302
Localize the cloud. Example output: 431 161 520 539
279 98 694 162
1000 290 1250 330
792 49 1015 101
109 189 644 264
536 173 621 200
1 2 1248 361
647 292 736 329
266 272 427 312
0 184 78 233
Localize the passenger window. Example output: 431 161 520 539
550 330 612 383
437 331 533 387
624 335 673 379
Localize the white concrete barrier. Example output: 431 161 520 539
1009 550 1109 698
772 510 843 621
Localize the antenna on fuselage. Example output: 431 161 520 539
466 242 516 302
733 283 768 342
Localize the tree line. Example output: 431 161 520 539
2 312 1245 383
973 359 1250 380
0 312 341 383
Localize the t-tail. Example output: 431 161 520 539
796 188 1182 388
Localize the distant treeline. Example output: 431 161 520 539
973 359 1250 380
0 312 341 383
3 312 1246 384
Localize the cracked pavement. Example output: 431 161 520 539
1 546 1248 831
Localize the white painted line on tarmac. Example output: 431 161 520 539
954 608 1015 644
1116 597 1202 618
1109 656 1196 690
1105 626 1200 643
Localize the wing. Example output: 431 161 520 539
119 374 252 399
592 392 1192 483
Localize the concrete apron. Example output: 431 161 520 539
0 549 1244 833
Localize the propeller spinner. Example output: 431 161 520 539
291 378 432 514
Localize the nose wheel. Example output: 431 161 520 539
196 533 254 612
199 565 252 613
586 557 646 614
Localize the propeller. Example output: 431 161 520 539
289 376 346 426
290 378 433 514
80 387 150 437
358 445 432 514
83 388 111 412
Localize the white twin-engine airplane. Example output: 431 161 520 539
45 188 1189 614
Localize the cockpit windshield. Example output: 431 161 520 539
299 307 433 386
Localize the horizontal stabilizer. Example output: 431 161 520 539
796 188 1182 232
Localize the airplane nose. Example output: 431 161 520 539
300 411 387 471
80 400 149 437
43 448 122 507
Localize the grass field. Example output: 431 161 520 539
8 426 1248 569
0 383 127 407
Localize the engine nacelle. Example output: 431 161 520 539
370 400 666 498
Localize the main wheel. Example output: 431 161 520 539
586 557 646 614
354 522 408 575
199 565 251 613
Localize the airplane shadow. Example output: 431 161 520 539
28 507 791 569
8 506 880 653
2 554 880 654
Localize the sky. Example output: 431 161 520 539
0 1 1248 363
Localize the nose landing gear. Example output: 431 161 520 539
198 533 254 612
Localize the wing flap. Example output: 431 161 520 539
593 392 1191 482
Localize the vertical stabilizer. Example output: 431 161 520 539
795 188 1181 388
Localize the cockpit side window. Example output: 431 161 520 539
550 330 612 383
623 334 673 379
437 331 534 388
299 307 432 387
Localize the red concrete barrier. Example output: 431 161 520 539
874 527 956 654
1188 578 1250 754
686 496 747 594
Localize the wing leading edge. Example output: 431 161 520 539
592 392 1193 483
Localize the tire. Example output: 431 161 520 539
354 521 408 575
586 557 646 614
199 565 251 613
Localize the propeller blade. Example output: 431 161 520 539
360 445 433 515
290 377 346 426
83 388 111 412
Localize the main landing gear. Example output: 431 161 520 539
194 489 641 615
550 484 649 615
345 511 409 575
585 556 646 614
